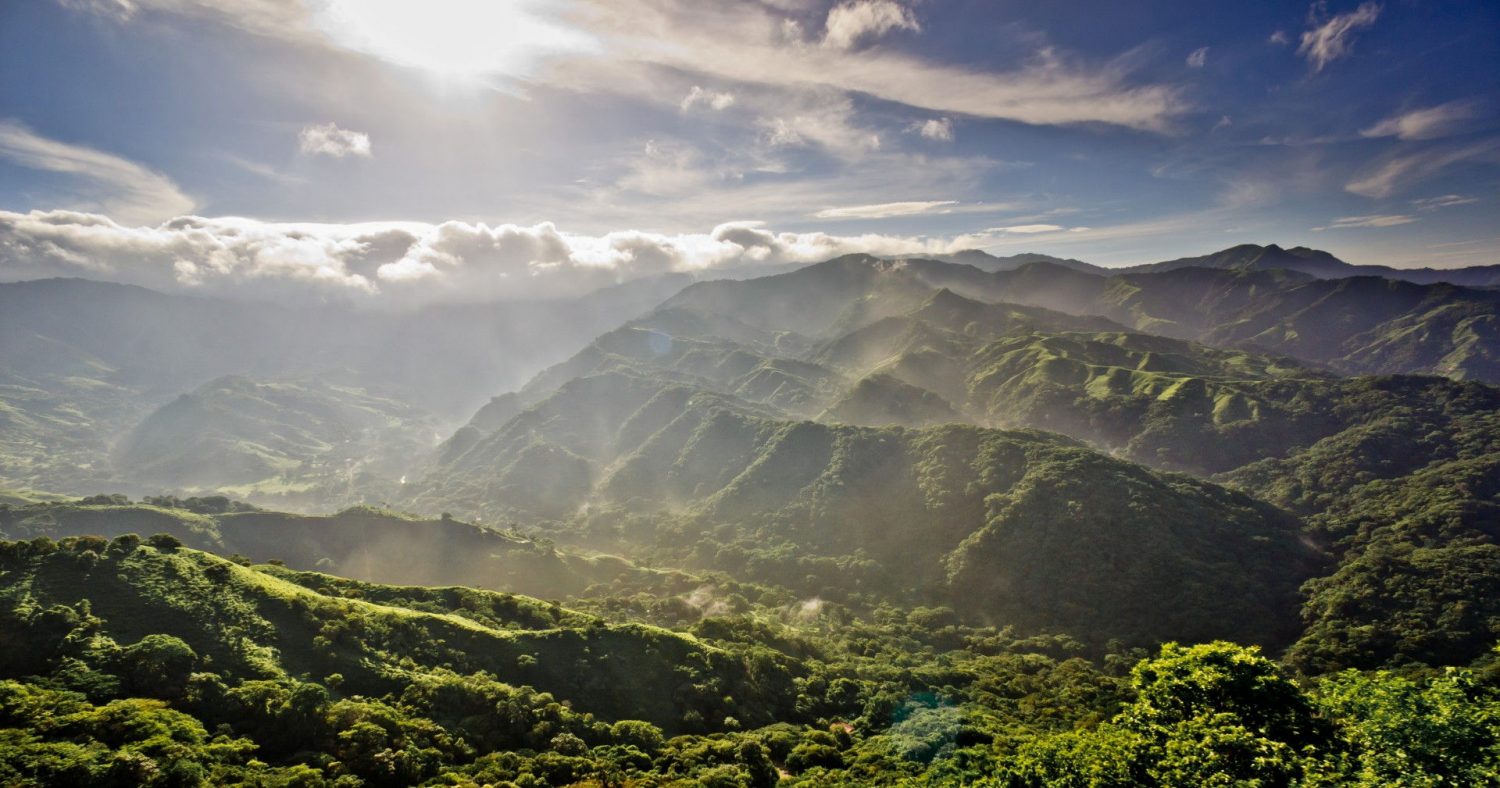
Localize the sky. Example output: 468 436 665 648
0 0 1497 305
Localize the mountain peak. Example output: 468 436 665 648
1123 243 1350 276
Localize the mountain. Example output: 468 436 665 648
416 367 1313 648
923 249 1105 274
418 253 1500 669
7 252 1500 785
899 258 1500 383
1121 243 1500 287
0 498 689 602
1120 243 1352 276
0 275 692 498
112 376 438 506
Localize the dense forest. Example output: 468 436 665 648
3 248 1500 784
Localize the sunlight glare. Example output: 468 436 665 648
309 0 596 81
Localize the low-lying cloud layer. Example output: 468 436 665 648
0 210 965 306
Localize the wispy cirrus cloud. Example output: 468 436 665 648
1312 214 1416 231
992 223 1069 234
1346 138 1500 198
65 0 1187 132
814 200 958 219
0 120 194 223
1411 194 1478 210
1298 2 1381 72
1361 100 1480 141
1186 47 1208 68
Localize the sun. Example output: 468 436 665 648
308 0 596 82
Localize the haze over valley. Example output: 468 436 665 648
2 0 1499 785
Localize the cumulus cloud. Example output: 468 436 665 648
908 117 954 141
757 96 882 160
298 122 372 158
823 0 919 50
1311 214 1416 231
1298 2 1381 72
814 200 958 219
0 210 982 306
1361 100 1480 141
680 85 736 111
0 121 195 224
1186 47 1209 68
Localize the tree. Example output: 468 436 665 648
1004 642 1330 786
119 634 197 698
145 532 183 551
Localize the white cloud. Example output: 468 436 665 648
757 95 882 160
0 120 194 224
909 117 954 141
1186 47 1209 68
823 0 919 50
298 122 372 158
1311 214 1416 231
814 200 958 219
680 86 736 111
600 14 1185 131
1346 138 1500 198
1412 194 1478 210
991 224 1066 234
1269 30 1290 46
1361 100 1479 141
1298 2 1381 72
0 210 982 306
84 0 1184 132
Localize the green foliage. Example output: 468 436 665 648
996 642 1500 787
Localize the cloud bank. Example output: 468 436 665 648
0 210 970 306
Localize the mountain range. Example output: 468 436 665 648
4 243 1500 782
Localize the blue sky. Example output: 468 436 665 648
0 0 1496 303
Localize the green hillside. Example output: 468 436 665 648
113 375 439 508
3 535 1493 786
418 255 1500 673
0 498 693 603
415 367 1312 648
